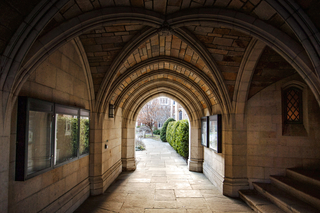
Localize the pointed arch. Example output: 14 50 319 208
232 39 266 114
113 70 212 114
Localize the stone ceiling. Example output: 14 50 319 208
2 0 316 115
79 23 146 92
248 46 297 98
187 24 253 97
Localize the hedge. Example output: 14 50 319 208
166 119 189 158
175 120 189 158
153 129 160 135
166 121 175 144
160 117 175 141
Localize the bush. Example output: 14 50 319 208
160 118 175 141
153 129 160 135
175 120 189 158
166 119 189 159
166 121 175 144
170 121 180 150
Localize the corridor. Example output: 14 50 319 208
74 139 252 213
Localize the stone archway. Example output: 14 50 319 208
120 87 209 173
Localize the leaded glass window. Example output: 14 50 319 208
283 87 302 124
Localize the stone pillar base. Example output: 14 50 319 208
223 177 249 197
90 176 104 196
188 158 203 172
90 160 122 195
203 162 223 193
122 157 136 171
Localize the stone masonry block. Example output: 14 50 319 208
213 37 233 46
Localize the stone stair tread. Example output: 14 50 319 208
270 175 320 200
239 189 285 213
287 168 320 183
253 182 319 213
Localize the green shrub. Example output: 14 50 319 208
166 119 189 159
171 121 181 150
175 119 189 158
166 121 175 144
160 118 175 141
153 129 160 135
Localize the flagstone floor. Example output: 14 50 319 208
74 138 253 213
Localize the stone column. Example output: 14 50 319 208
0 91 14 212
188 119 203 172
121 118 136 171
89 112 104 195
223 113 249 197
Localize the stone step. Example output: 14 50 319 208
270 176 320 210
239 189 285 213
286 168 320 188
253 182 319 213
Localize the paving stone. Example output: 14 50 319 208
155 189 176 201
75 139 252 212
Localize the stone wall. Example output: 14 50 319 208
101 108 122 192
8 40 90 212
203 148 224 192
246 74 320 187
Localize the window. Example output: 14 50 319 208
54 105 79 165
283 87 302 124
282 84 308 136
79 110 90 155
201 115 222 153
179 111 182 120
16 97 90 181
160 98 168 105
201 117 208 147
208 115 222 153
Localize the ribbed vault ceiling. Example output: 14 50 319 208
8 0 317 118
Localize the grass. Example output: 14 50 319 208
145 134 161 141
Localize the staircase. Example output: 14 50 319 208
239 168 320 213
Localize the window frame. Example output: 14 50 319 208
160 98 168 105
201 117 208 147
282 86 303 125
201 115 222 153
208 115 222 153
179 110 182 120
16 97 90 181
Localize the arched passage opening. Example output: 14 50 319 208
119 86 209 173
133 96 189 157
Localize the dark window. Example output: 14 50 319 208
283 87 303 124
16 97 90 181
179 111 182 120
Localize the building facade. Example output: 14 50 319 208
136 97 188 129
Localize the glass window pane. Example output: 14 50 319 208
55 114 78 165
79 116 89 155
27 111 52 175
201 117 207 146
209 116 218 151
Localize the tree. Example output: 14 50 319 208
137 99 171 136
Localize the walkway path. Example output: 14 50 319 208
75 138 253 213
